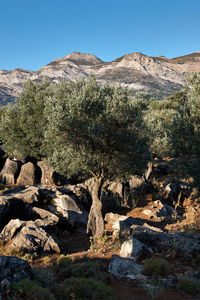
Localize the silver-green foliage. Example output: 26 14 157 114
0 76 150 182
0 79 52 159
143 90 188 157
44 76 150 180
146 73 200 158
172 72 200 156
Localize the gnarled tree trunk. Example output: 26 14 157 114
87 177 104 237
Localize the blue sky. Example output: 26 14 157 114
0 0 200 70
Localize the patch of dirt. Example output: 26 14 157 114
111 277 193 300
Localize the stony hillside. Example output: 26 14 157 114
1 51 200 105
0 156 200 299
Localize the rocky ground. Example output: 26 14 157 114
0 156 199 299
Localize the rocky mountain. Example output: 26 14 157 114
1 51 200 106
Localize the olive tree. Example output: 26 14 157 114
143 90 188 157
167 73 200 157
44 77 150 236
169 73 200 187
0 79 52 159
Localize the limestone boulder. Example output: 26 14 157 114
17 162 36 186
0 186 42 230
1 185 40 204
172 232 200 262
105 213 143 240
0 158 20 184
37 161 55 185
120 237 151 262
163 181 181 205
0 219 60 255
131 225 200 262
131 225 172 252
0 256 33 283
47 191 88 227
106 180 123 198
184 204 200 223
32 207 59 228
78 177 95 193
142 200 174 220
108 255 143 279
64 184 92 211
129 175 145 190
0 196 29 231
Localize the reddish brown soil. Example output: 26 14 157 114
111 278 193 300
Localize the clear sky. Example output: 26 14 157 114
0 0 200 71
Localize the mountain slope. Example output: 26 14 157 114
1 51 200 105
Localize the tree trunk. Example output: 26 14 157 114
143 161 152 181
87 177 104 237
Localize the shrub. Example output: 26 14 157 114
183 224 200 233
143 258 170 276
55 260 107 282
12 279 55 300
143 279 164 300
34 266 56 289
53 255 72 273
177 277 200 295
56 277 115 300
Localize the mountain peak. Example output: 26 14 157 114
64 52 103 65
1 51 200 106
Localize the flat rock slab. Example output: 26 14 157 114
0 186 40 204
131 225 200 262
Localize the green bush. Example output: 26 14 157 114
53 255 73 273
177 277 200 296
34 266 56 289
143 258 170 276
12 279 55 300
56 277 115 300
143 279 164 300
55 260 107 282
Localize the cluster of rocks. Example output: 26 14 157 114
106 212 200 279
0 155 199 295
0 184 89 256
0 157 57 186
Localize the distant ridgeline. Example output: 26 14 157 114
1 51 200 106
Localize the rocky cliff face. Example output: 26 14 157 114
1 51 200 105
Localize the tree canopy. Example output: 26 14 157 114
0 76 151 236
44 77 150 180
2 73 200 234
44 77 150 236
0 79 52 159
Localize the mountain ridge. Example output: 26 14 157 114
1 51 200 105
